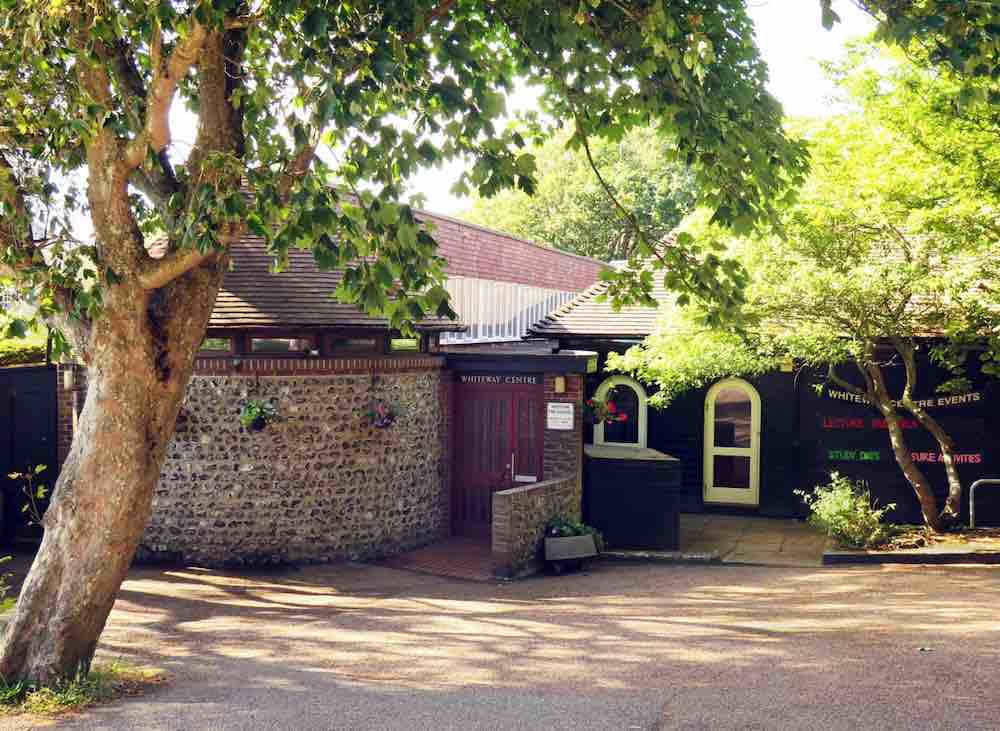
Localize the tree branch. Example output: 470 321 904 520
91 35 183 223
575 113 650 256
278 145 317 198
0 151 44 278
827 362 869 401
892 336 918 401
124 22 209 170
138 245 218 290
131 151 182 228
98 37 147 123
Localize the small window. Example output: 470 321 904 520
389 337 420 352
200 337 232 353
602 384 640 444
328 336 378 354
250 336 316 354
592 375 648 448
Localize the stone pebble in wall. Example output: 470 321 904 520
141 371 447 567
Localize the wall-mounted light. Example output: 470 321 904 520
553 375 566 394
62 367 75 391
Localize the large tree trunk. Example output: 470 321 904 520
876 400 944 531
894 340 962 527
865 362 944 532
908 407 962 525
0 23 246 684
0 276 219 684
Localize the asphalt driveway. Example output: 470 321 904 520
12 559 1000 730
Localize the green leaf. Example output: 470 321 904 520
302 8 329 38
514 153 536 176
4 319 27 339
397 223 418 248
820 0 840 30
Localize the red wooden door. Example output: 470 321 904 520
453 380 544 537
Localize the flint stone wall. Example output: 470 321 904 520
140 369 447 566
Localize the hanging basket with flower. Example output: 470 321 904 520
365 400 397 429
584 395 629 426
239 399 279 432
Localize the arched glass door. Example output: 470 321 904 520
703 378 761 506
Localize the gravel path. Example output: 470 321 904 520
10 560 1000 730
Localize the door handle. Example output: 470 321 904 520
511 452 515 480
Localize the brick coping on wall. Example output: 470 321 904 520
193 354 445 376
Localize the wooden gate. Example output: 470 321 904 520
452 374 544 537
0 365 58 543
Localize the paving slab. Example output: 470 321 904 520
680 514 827 567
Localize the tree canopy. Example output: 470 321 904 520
0 0 809 339
845 0 1000 81
461 126 697 262
610 46 1000 530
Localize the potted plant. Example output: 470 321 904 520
584 395 629 426
365 400 396 429
239 399 278 432
543 516 603 573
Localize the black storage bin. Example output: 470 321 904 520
583 444 681 550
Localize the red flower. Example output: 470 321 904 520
607 401 617 413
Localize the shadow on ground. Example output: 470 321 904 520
5 553 1000 730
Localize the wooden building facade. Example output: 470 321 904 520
528 275 1000 526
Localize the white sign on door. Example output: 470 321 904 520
546 402 574 430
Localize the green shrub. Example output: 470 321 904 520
0 338 46 366
796 472 896 549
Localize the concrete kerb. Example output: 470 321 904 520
600 549 721 565
822 537 1000 565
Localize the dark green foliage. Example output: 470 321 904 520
238 399 278 431
463 127 698 261
0 0 812 339
860 1 1000 82
0 337 45 366
544 515 605 552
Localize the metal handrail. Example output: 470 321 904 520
970 479 1000 529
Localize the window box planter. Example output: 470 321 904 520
544 534 598 562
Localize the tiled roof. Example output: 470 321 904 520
208 209 604 330
419 210 605 291
527 236 678 339
526 274 671 338
209 233 460 330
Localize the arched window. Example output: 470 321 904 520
703 378 761 506
592 376 648 448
